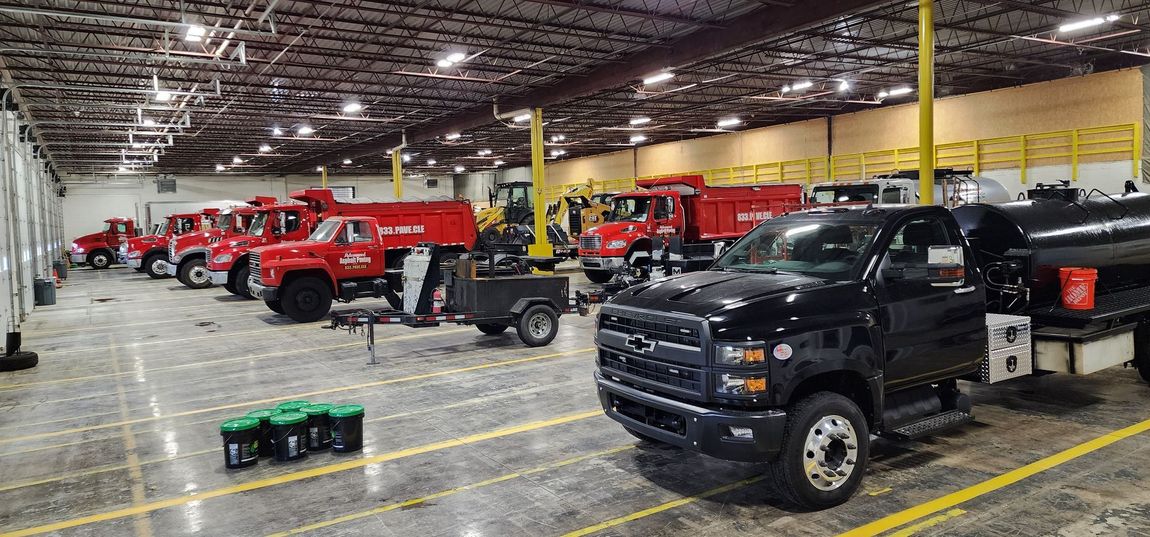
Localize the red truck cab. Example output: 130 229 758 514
578 175 804 283
166 206 262 288
249 196 478 322
71 217 137 269
125 211 216 278
205 202 315 298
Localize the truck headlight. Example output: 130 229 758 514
714 344 767 366
213 253 232 264
73 246 85 254
606 240 627 249
715 373 767 396
128 251 142 258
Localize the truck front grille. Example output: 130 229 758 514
168 240 177 261
580 235 601 250
600 315 701 348
600 348 703 396
249 251 261 277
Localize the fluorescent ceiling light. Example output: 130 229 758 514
342 102 363 114
494 160 505 166
478 149 492 156
512 113 531 122
436 59 453 68
630 135 647 143
445 52 467 63
154 91 172 102
1058 17 1107 32
877 91 889 98
117 166 127 172
427 159 437 165
454 165 465 173
550 134 566 142
716 117 741 128
185 25 206 42
402 154 411 162
343 159 352 165
316 166 323 172
297 125 314 135
215 164 225 171
232 156 243 164
838 80 850 91
792 80 813 90
550 149 566 156
272 127 283 136
444 133 461 140
258 144 271 152
781 85 792 93
142 118 155 126
888 87 913 96
629 117 651 126
643 72 674 85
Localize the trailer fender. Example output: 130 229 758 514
510 297 561 317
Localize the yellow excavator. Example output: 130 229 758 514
546 183 615 239
474 181 616 252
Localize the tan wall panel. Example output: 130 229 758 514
833 69 1142 154
546 149 634 185
739 118 827 163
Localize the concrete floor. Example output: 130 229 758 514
3 266 1150 536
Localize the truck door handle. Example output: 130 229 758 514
954 285 976 295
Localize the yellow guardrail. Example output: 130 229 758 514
587 122 1140 188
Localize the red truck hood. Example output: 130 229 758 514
126 234 167 252
252 240 326 259
212 235 266 251
583 221 648 240
174 229 223 251
71 232 107 248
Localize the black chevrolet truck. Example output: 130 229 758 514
594 192 1150 508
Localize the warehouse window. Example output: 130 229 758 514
345 221 374 243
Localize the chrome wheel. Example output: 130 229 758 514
802 414 859 491
151 258 167 275
528 312 552 338
189 266 210 285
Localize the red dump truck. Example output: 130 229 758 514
124 209 220 278
248 197 478 322
577 175 805 282
166 197 277 288
70 217 139 269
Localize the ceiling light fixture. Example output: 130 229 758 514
550 149 566 157
342 102 363 114
446 52 467 63
781 85 792 93
494 160 505 166
297 125 314 135
1058 16 1113 32
142 118 155 127
454 165 466 173
444 132 461 141
629 117 651 126
154 91 172 102
793 80 814 91
643 72 674 85
427 159 437 166
838 80 850 91
512 113 531 122
258 144 271 152
316 166 324 172
877 91 889 99
436 59 452 68
343 159 352 165
272 127 283 136
888 87 913 96
232 156 243 164
215 164 225 172
716 117 741 128
402 154 411 162
185 24 206 42
117 166 127 172
630 135 647 143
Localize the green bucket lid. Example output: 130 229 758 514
220 417 260 432
328 404 365 418
300 403 334 416
269 412 307 426
275 400 310 412
246 408 281 421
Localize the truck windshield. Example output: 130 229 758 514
812 185 879 204
215 213 233 231
308 220 342 242
155 221 169 236
248 213 268 236
607 197 651 222
713 221 879 281
101 222 112 232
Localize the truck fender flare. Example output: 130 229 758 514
778 355 883 426
274 260 339 293
510 298 559 317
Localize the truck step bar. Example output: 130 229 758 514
883 410 973 441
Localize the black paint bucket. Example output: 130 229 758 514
245 408 282 457
270 412 308 462
220 417 260 469
328 405 365 453
300 403 334 451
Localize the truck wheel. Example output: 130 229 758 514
475 323 508 335
235 266 254 299
223 276 238 295
583 269 613 284
768 392 869 510
1134 322 1150 383
0 351 38 371
143 253 168 279
267 299 285 314
178 259 213 289
516 304 558 347
480 227 502 247
281 277 332 323
87 251 112 270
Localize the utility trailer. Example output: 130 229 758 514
329 244 578 356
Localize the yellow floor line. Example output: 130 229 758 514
888 509 966 537
267 445 636 536
561 475 766 537
0 347 594 445
839 416 1150 537
35 324 316 356
0 410 603 537
109 345 154 537
0 448 216 492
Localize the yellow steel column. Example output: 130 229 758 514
918 0 935 205
528 107 553 257
392 150 403 200
321 165 328 188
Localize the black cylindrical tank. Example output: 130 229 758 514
953 192 1150 306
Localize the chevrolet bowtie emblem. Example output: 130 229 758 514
625 333 657 353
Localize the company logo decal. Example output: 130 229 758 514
736 211 773 223
380 225 426 236
625 333 657 353
340 252 372 270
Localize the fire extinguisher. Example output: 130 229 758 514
432 289 444 313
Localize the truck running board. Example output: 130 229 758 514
882 410 973 441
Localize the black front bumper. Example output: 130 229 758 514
595 371 787 463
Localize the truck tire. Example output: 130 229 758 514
267 299 285 314
235 266 254 299
280 277 332 323
0 351 38 371
1134 321 1150 383
223 276 239 295
515 304 558 347
475 323 508 335
143 253 168 279
583 269 613 284
178 259 213 289
767 392 869 510
87 250 112 270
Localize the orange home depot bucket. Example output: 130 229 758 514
1059 267 1098 310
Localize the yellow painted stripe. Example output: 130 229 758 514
267 445 636 536
840 417 1150 537
888 509 966 537
0 347 593 445
561 475 766 537
0 410 603 537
